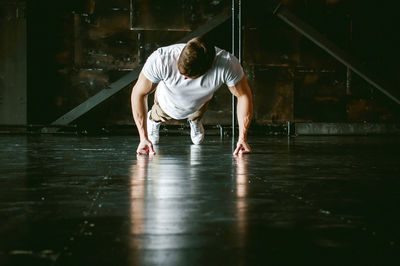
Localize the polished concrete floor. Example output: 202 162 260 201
0 135 400 265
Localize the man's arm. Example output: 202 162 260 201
228 75 253 155
131 72 158 154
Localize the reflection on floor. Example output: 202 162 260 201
0 135 399 265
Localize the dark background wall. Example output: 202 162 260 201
0 1 26 125
3 0 400 127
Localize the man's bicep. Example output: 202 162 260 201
228 75 251 97
133 72 158 97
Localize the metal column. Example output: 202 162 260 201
231 0 242 139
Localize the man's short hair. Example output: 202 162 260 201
177 37 216 78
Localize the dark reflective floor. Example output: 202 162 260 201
1 135 400 265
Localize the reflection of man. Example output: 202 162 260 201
234 154 249 197
131 36 253 155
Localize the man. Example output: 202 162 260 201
131 36 253 155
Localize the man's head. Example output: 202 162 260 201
177 37 216 79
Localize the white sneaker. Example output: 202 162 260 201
189 120 204 145
147 111 161 144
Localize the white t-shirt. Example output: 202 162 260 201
142 43 244 120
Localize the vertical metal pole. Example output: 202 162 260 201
238 0 242 63
231 0 241 141
232 0 235 55
231 0 242 141
129 0 133 30
346 16 352 95
231 0 235 140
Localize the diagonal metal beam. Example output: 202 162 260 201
274 4 400 105
52 68 141 125
177 7 231 43
50 7 232 126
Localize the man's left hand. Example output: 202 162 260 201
233 138 251 155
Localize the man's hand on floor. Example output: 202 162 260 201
233 138 251 155
137 139 156 155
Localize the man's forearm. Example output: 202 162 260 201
236 94 253 140
131 90 148 140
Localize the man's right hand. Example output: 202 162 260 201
136 139 156 155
